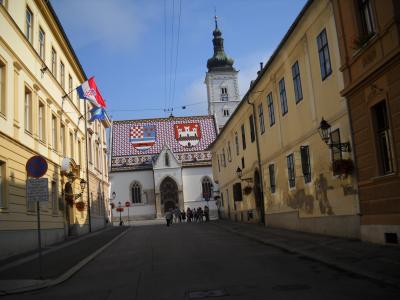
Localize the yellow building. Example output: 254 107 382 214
0 0 110 259
212 0 360 238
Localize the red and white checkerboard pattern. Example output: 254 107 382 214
130 126 143 138
112 116 216 163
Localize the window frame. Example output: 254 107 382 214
292 61 303 104
25 6 33 43
300 145 311 183
131 181 142 204
241 124 246 150
317 29 332 81
258 103 265 134
235 132 239 155
359 0 375 36
266 92 275 126
39 27 45 61
279 78 288 116
51 115 57 150
287 153 296 188
38 101 45 142
201 177 213 200
0 60 6 116
60 61 65 89
268 164 276 194
51 47 57 76
249 114 255 143
24 86 32 133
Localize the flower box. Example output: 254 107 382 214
75 201 85 212
332 159 354 177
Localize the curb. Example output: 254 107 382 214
0 227 130 296
212 222 400 289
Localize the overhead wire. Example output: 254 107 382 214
163 0 167 114
108 101 205 113
171 0 182 110
167 0 175 112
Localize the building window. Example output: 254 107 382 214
258 103 265 134
51 47 57 76
223 108 230 117
227 141 232 162
359 0 375 36
202 177 213 199
235 132 239 155
38 101 45 141
217 155 220 172
233 182 243 202
165 152 170 167
60 62 65 89
222 148 226 167
39 27 45 60
95 144 99 169
70 132 74 158
88 135 93 164
300 146 311 183
221 87 228 101
52 115 57 149
267 92 275 126
279 78 288 115
60 124 65 156
287 153 295 188
0 61 6 115
24 88 32 132
330 129 342 161
249 114 255 143
0 160 5 208
292 61 303 103
241 157 245 169
268 164 276 193
317 29 332 80
69 75 73 93
372 101 394 175
77 140 82 166
51 181 57 214
131 182 142 203
25 7 33 43
241 124 246 150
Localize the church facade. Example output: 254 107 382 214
110 116 217 221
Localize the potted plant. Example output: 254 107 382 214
75 201 85 212
332 159 354 177
243 186 253 196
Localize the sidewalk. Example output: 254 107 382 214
213 220 400 288
0 226 128 296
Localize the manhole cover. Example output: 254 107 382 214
188 289 228 299
272 284 311 291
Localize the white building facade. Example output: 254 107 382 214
110 116 218 222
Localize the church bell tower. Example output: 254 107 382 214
205 16 240 133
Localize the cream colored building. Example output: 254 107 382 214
0 0 110 259
212 0 360 238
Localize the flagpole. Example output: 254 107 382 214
84 102 92 233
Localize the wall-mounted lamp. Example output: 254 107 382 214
40 65 48 78
236 167 253 183
318 118 351 152
65 171 86 200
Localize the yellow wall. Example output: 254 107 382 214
212 0 360 237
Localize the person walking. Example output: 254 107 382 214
204 205 210 222
181 210 186 222
197 207 203 222
165 208 173 227
187 208 192 222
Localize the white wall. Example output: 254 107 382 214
110 170 156 220
182 166 218 218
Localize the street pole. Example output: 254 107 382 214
36 201 43 279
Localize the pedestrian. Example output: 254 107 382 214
181 210 186 222
187 208 192 222
194 209 198 222
165 208 173 227
204 205 210 222
197 207 203 222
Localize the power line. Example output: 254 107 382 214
171 0 182 110
167 0 175 111
108 101 206 113
163 0 167 114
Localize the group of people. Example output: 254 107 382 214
165 206 210 226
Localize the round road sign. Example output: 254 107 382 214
26 155 48 178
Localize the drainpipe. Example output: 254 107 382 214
246 95 266 225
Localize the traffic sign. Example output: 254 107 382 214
26 156 48 178
27 178 49 203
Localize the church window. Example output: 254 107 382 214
131 182 142 204
221 87 228 101
165 152 170 167
223 109 230 117
202 177 213 200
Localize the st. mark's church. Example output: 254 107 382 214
110 20 240 221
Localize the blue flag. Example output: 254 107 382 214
89 107 106 122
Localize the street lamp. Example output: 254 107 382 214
66 172 86 200
117 201 124 226
318 118 351 152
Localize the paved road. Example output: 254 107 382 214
5 222 399 300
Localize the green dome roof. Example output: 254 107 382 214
207 21 235 72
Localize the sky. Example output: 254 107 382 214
51 0 307 121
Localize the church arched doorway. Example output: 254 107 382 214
160 177 178 213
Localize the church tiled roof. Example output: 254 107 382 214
111 115 217 171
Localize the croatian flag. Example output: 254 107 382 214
129 125 156 151
89 107 106 122
77 77 106 108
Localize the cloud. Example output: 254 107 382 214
52 0 152 52
181 79 208 116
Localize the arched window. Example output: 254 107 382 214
131 182 142 203
165 152 170 167
202 177 213 200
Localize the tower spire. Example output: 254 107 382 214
214 8 218 29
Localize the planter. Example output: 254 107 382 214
75 201 85 212
243 186 253 196
332 159 354 177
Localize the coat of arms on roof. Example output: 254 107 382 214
130 125 156 151
174 123 201 147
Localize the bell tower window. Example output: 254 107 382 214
221 87 228 101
